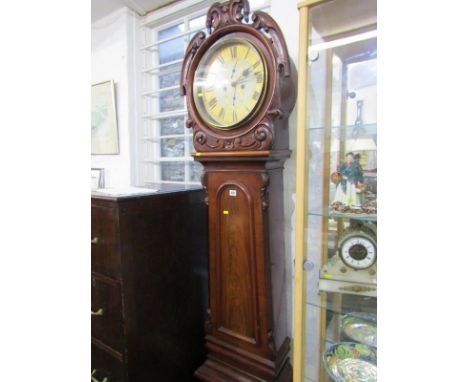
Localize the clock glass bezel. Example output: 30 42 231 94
192 35 268 131
339 234 377 270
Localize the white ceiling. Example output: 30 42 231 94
92 0 176 23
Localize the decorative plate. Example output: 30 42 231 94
323 342 377 382
342 313 377 347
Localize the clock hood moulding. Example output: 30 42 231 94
180 0 297 156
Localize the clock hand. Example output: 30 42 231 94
230 61 238 79
230 62 245 86
238 84 246 103
232 84 237 106
231 73 257 87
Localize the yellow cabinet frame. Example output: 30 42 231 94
293 1 339 381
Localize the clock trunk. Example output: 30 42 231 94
195 160 291 382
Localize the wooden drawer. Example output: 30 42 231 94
92 343 126 382
91 206 121 279
92 274 124 353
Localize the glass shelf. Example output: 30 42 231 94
306 295 376 316
308 208 377 222
308 124 377 157
320 312 377 347
305 294 377 349
309 123 376 132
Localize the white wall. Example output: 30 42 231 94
90 0 300 342
91 7 139 188
270 0 300 342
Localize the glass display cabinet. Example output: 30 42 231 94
294 1 377 381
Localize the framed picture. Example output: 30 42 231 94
91 80 119 155
91 168 105 190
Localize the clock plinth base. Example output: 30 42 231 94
195 358 292 382
195 335 291 382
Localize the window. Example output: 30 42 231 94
138 0 270 186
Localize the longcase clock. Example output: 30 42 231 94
180 1 297 381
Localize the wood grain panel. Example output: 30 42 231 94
216 183 259 345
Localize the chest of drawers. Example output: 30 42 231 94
91 185 208 382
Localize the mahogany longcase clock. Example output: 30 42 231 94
180 1 297 381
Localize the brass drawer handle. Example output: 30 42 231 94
91 308 104 316
91 237 99 245
91 369 109 382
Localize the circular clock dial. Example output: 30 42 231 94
339 234 376 270
193 36 267 130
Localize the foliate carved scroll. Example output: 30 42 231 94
260 172 270 210
234 120 274 150
201 170 209 206
205 1 291 77
190 116 275 152
194 129 221 150
180 31 205 96
267 108 284 120
206 0 250 33
251 11 291 77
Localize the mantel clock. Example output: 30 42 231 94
180 1 297 381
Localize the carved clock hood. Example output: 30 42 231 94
181 0 296 155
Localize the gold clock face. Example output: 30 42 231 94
193 36 267 130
